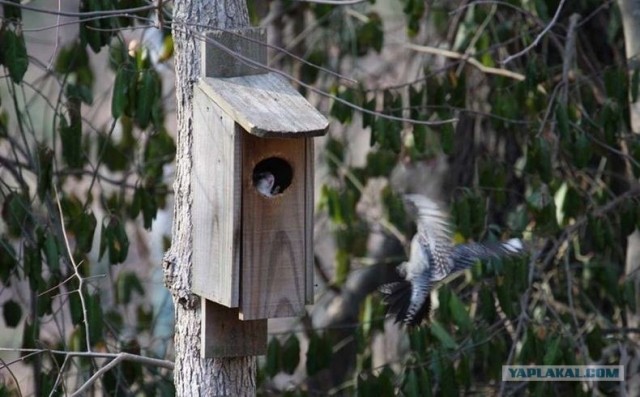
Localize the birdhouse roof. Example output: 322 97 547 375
199 73 329 138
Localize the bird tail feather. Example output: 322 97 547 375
379 281 430 326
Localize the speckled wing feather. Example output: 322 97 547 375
404 194 453 281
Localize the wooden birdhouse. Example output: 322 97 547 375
191 28 328 357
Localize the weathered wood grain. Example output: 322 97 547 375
202 28 267 78
240 133 309 319
305 138 315 304
192 85 241 307
200 73 328 138
201 299 267 357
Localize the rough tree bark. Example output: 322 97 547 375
618 0 640 321
164 1 254 395
618 1 640 395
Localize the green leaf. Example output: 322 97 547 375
0 237 17 283
74 210 97 253
413 124 427 153
356 12 384 54
21 320 38 357
573 131 591 169
59 114 83 168
604 68 627 104
2 29 29 83
440 123 454 155
37 289 53 317
301 50 325 84
586 325 603 361
306 332 332 376
330 87 355 124
325 138 344 177
2 192 32 237
131 186 158 229
68 281 83 326
3 299 22 327
42 231 60 273
543 336 561 365
402 368 420 397
100 216 129 264
87 292 104 346
135 69 158 129
80 0 107 53
366 148 397 177
24 243 43 291
65 83 93 105
363 97 376 133
143 129 176 181
430 321 458 349
116 271 145 305
455 198 471 239
37 146 54 201
449 292 472 332
112 65 136 119
624 279 637 312
281 335 300 375
555 103 569 139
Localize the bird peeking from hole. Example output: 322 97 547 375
379 194 526 326
254 171 280 197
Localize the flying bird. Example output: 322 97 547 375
380 194 525 326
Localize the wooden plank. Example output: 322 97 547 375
201 299 267 358
240 133 307 319
202 28 267 78
200 73 329 138
191 84 241 307
305 138 314 304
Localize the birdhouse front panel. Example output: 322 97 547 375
192 90 241 308
239 132 312 320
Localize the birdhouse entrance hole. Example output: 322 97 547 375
252 157 293 197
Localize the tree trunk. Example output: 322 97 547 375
618 0 640 132
618 2 640 395
618 0 640 320
166 1 254 395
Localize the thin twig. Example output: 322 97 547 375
71 352 172 396
0 348 174 369
501 0 568 65
53 185 91 352
560 14 581 105
406 43 547 94
175 25 457 126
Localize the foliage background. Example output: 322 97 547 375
0 0 638 395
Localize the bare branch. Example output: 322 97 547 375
560 14 581 105
406 43 547 94
71 352 172 397
53 185 92 352
174 25 458 126
501 0 568 65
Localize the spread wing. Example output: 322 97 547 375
405 194 454 281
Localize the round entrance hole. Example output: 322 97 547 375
252 157 293 197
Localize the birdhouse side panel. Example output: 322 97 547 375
240 134 309 319
304 138 314 304
192 87 241 307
